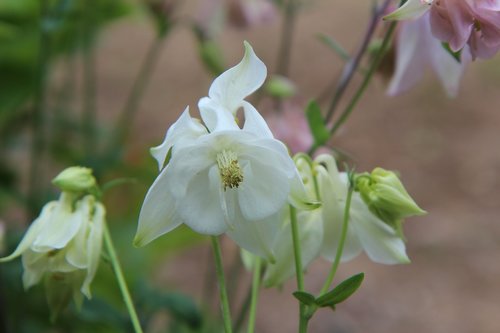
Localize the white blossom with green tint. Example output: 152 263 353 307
135 42 312 260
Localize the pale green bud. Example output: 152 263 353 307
52 166 97 193
264 75 296 98
355 168 426 228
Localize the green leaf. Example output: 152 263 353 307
317 33 350 62
316 273 364 307
305 100 329 147
292 291 316 306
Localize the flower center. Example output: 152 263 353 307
216 150 244 191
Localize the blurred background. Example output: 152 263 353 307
1 0 500 332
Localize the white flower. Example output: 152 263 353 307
316 154 411 265
262 155 323 287
0 193 104 298
135 42 312 260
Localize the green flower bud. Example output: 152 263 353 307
355 168 426 228
52 166 97 193
264 75 296 98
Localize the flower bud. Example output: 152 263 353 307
355 168 426 227
52 166 97 193
264 75 296 99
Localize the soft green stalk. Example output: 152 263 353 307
247 257 261 333
319 186 354 295
211 236 233 333
103 223 144 333
290 205 308 333
328 21 397 138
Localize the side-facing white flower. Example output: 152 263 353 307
263 155 323 287
0 193 104 299
135 42 312 260
316 154 411 265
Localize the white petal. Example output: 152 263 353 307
241 101 273 138
150 107 207 170
21 251 48 289
238 160 290 221
350 195 410 264
81 201 105 298
227 208 281 261
65 198 92 269
134 168 183 247
264 208 323 287
32 193 83 251
288 168 321 211
198 97 240 132
178 165 228 235
384 0 432 21
0 202 57 262
207 41 267 114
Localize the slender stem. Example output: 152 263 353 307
325 0 391 123
247 257 261 333
82 4 97 161
275 0 299 77
28 0 50 219
319 185 354 295
103 223 144 333
109 35 165 154
233 283 252 333
211 236 233 333
290 205 308 333
327 7 400 140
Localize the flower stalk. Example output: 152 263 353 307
211 236 233 333
103 223 144 333
247 257 261 333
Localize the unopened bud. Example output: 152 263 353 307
52 166 97 193
265 75 296 98
355 168 426 227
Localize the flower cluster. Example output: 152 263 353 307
134 42 315 260
386 0 500 59
0 167 105 307
261 154 425 286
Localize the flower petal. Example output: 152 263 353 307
350 195 410 264
150 107 207 170
384 0 432 21
241 101 273 138
227 208 281 261
134 168 183 247
0 202 57 262
238 160 290 221
198 97 240 132
177 165 228 235
207 41 267 114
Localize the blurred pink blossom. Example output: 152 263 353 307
388 12 471 97
266 103 313 154
385 0 500 59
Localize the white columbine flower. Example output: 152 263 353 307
316 154 411 265
0 193 104 299
135 42 312 260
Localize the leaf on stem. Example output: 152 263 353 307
316 273 364 307
305 100 329 148
292 291 316 306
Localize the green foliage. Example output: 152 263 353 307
305 100 329 148
315 273 364 308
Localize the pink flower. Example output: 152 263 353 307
266 103 313 154
388 12 471 97
385 0 500 59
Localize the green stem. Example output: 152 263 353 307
109 35 165 155
247 257 261 333
82 4 97 162
290 205 308 333
211 236 233 333
103 223 144 333
28 0 50 219
276 0 298 77
319 185 354 295
327 21 397 139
